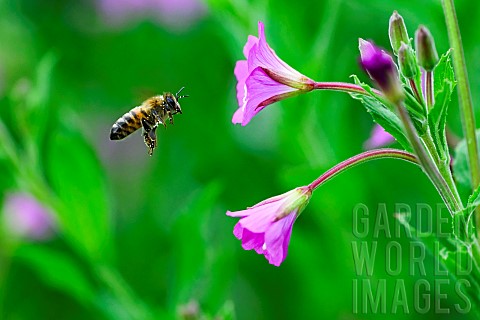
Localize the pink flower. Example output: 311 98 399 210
233 22 315 126
364 124 395 149
226 186 312 266
2 192 56 241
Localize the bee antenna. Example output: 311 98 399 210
176 87 188 100
176 87 185 97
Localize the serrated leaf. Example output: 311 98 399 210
349 76 411 151
459 184 480 229
453 129 480 191
429 50 456 161
467 185 480 209
395 214 480 307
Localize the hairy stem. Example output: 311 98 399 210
421 131 462 206
409 78 424 105
396 102 462 214
313 82 382 96
308 148 418 190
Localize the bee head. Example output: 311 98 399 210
165 93 182 115
166 87 188 114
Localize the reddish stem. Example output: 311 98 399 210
313 81 382 96
308 148 418 191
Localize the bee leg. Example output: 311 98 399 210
143 128 157 156
168 111 174 125
142 119 157 156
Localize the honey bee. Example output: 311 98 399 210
110 87 187 156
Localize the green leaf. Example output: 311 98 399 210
94 265 154 320
214 300 236 320
395 213 480 309
459 184 480 229
169 181 234 310
27 52 58 150
14 244 96 306
44 119 112 262
453 152 480 243
429 50 456 161
7 53 58 152
453 129 480 192
349 76 411 151
467 185 480 209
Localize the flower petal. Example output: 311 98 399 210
240 229 266 253
264 211 297 266
226 209 251 218
248 22 302 78
234 60 248 106
232 107 244 124
250 189 295 209
241 67 297 126
233 222 244 239
243 35 258 58
237 202 283 233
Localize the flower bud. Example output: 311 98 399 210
389 11 409 55
359 39 404 103
415 26 439 71
398 42 417 79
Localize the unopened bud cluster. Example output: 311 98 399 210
360 10 440 105
388 11 439 76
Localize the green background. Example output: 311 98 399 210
0 0 479 319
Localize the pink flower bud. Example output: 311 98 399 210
359 39 404 103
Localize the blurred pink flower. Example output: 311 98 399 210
364 124 395 149
2 192 55 241
98 0 206 30
227 186 311 266
233 21 315 126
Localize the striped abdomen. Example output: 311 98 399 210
110 106 147 140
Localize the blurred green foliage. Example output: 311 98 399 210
1 0 480 319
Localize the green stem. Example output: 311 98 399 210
421 131 463 206
442 0 480 191
442 0 480 242
308 148 418 190
408 78 424 105
396 102 462 214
